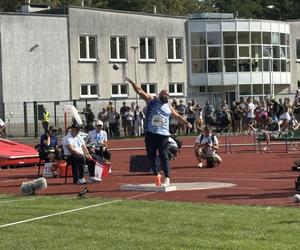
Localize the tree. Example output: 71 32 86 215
1 0 300 20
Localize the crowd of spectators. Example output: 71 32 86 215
79 90 300 138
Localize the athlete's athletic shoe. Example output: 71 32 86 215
77 178 87 184
155 174 161 186
198 162 203 168
88 176 102 183
162 177 170 187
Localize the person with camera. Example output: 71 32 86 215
194 126 222 168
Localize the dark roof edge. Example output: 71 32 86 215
40 5 188 19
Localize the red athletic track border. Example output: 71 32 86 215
0 134 299 207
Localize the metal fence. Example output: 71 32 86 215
3 97 148 137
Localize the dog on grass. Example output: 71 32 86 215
20 177 47 195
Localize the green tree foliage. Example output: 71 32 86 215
214 0 300 20
1 0 300 20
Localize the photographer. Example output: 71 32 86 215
194 126 222 168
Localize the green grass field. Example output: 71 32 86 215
1 194 300 250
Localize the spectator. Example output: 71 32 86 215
169 102 179 135
82 104 95 132
245 98 256 134
106 101 114 112
134 105 145 136
194 126 222 168
124 106 134 137
40 125 61 163
97 107 109 134
231 101 243 133
62 123 101 184
194 104 203 133
176 100 187 134
88 120 111 163
41 107 50 134
186 101 195 134
293 91 300 121
120 102 128 137
107 106 118 138
261 117 280 152
203 101 214 126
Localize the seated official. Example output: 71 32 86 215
62 123 101 184
260 117 280 152
39 125 61 163
194 126 222 168
88 120 111 163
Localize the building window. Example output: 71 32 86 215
223 32 236 44
251 59 262 72
140 37 155 61
224 60 237 72
281 60 286 72
111 84 128 97
192 60 206 73
141 83 156 95
208 60 222 72
238 32 250 44
224 45 237 58
263 59 271 72
169 83 184 96
263 32 271 44
238 59 250 72
80 84 98 98
297 81 300 89
167 38 183 61
239 46 250 58
272 33 280 45
251 32 261 44
296 40 300 60
191 46 206 59
208 46 221 58
199 86 206 92
79 35 97 61
273 60 280 72
207 32 221 45
251 45 262 58
110 36 127 61
191 32 206 45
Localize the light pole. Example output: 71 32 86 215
131 46 139 105
267 46 273 98
267 5 281 21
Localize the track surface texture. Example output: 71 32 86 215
1 134 299 207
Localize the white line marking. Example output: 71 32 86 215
0 198 35 204
0 199 121 229
0 192 156 229
126 192 155 199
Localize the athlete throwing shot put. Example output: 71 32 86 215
126 77 192 186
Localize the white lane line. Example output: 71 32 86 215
0 198 35 204
0 199 121 229
0 191 157 229
126 192 155 199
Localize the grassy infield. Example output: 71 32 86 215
1 195 300 250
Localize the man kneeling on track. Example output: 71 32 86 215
194 126 222 168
